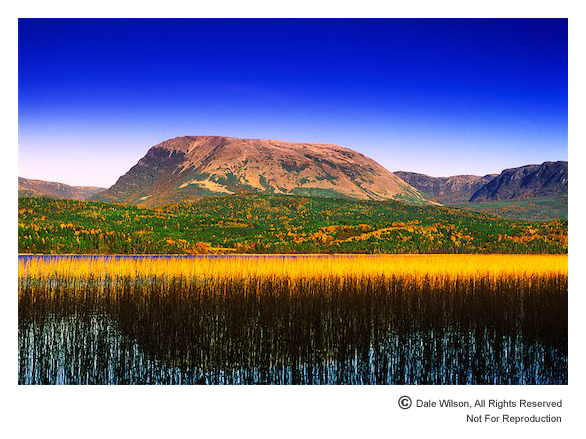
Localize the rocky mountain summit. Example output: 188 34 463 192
91 136 430 206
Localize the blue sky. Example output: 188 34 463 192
19 19 568 187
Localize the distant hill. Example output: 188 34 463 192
394 172 496 204
469 161 568 202
18 177 105 201
396 161 567 204
91 136 431 206
18 195 567 255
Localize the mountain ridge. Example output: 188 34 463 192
91 136 431 206
394 172 496 204
18 177 105 201
470 161 568 202
396 161 567 204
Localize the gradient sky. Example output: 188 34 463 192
19 19 568 188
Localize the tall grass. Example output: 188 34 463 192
18 255 568 384
18 254 568 283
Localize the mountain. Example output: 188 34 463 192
396 161 567 204
394 172 496 204
18 177 105 201
92 136 430 206
469 161 568 202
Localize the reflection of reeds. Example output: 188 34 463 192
18 255 568 384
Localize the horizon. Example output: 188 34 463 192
18 133 568 189
19 19 568 187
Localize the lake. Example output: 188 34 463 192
18 255 568 384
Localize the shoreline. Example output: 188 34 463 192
18 253 569 257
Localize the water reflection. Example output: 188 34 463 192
19 275 567 385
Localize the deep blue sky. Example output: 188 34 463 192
19 19 568 187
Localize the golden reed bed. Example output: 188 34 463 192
19 254 568 281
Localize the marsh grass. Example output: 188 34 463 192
18 255 568 384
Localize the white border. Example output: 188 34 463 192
2 2 582 438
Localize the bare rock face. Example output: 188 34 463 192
18 177 105 200
396 161 567 204
469 161 568 202
394 172 496 204
92 136 429 206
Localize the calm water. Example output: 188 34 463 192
18 256 568 385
